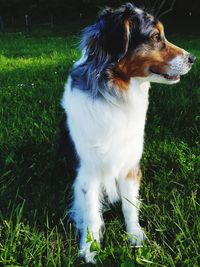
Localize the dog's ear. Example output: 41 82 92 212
82 4 135 61
100 3 135 59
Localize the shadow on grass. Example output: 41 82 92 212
0 139 72 228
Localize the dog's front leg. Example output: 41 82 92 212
71 167 103 264
119 168 145 246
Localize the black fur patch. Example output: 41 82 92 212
58 113 79 178
82 188 87 195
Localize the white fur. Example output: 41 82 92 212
168 53 191 75
61 78 149 263
145 51 191 85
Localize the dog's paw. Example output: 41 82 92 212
79 242 97 264
129 226 146 247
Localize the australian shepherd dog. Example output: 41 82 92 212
61 3 195 263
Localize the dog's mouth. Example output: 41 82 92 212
150 69 180 81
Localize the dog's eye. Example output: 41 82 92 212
152 33 161 42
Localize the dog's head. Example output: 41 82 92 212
82 3 195 90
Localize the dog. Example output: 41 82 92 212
61 3 195 263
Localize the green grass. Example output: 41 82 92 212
0 28 199 267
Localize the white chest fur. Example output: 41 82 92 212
62 78 149 261
62 78 150 184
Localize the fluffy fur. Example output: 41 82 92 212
61 3 195 264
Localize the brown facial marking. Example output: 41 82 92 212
112 21 184 85
107 69 130 91
112 76 130 91
155 21 164 36
118 51 167 77
148 40 184 75
124 19 130 31
126 168 142 183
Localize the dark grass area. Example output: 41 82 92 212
0 21 199 266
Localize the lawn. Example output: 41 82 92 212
0 25 199 266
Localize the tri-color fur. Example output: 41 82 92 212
61 3 195 263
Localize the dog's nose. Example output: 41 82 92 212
188 54 196 64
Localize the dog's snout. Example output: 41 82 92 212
188 54 196 64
